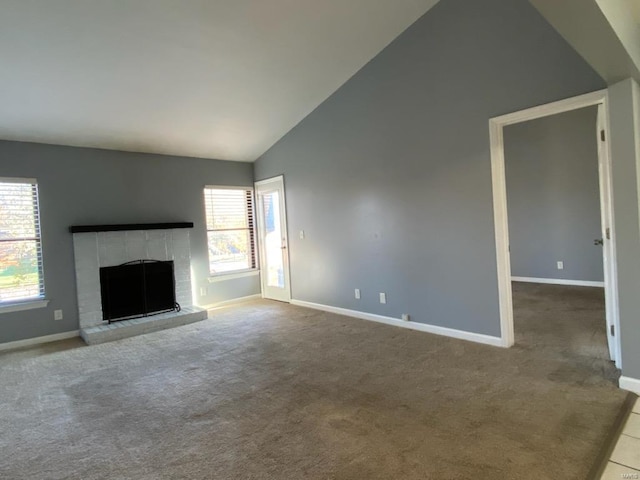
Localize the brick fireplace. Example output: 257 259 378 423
70 223 207 344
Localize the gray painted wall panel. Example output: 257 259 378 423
609 79 640 379
0 141 258 343
504 107 603 282
254 0 606 337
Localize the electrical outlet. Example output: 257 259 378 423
402 314 410 322
379 292 386 304
299 230 305 240
354 288 361 299
557 261 564 270
199 287 207 297
54 309 63 321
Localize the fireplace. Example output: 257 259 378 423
100 260 178 322
71 223 208 344
70 222 205 335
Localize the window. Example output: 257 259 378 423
204 187 256 275
0 178 45 303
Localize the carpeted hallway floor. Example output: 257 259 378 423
0 283 630 479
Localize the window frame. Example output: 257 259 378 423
0 177 47 310
203 185 258 278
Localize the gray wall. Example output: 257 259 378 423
254 0 605 337
504 106 603 282
0 140 259 344
609 78 640 379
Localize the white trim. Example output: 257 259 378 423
491 90 608 126
490 88 622 366
634 81 640 243
597 101 622 366
0 177 37 184
201 294 262 310
0 330 79 352
291 299 505 348
208 270 259 282
203 184 254 191
0 299 49 314
619 376 640 395
511 277 605 287
490 118 514 348
254 175 284 187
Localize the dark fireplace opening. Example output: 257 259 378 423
99 260 179 323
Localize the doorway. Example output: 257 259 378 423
490 90 621 367
255 175 291 302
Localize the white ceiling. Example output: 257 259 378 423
530 0 640 85
629 0 640 25
0 0 440 162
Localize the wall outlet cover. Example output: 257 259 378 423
54 310 63 321
379 292 387 304
354 288 361 299
557 261 564 270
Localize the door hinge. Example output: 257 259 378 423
610 324 615 336
606 227 610 240
601 130 606 142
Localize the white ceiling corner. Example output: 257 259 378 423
628 0 640 25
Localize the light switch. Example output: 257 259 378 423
299 230 305 240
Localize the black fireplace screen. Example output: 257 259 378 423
99 260 178 322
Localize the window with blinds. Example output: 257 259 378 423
0 179 45 303
204 187 256 275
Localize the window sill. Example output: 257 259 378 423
208 270 260 283
0 299 50 314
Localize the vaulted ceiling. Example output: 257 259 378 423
2 0 639 163
0 0 440 162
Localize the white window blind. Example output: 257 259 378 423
204 187 256 275
0 179 45 303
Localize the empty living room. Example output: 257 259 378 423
2 0 640 478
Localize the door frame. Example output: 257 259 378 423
489 89 622 367
254 175 292 302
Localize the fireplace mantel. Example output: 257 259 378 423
69 222 194 233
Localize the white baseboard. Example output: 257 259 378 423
511 276 605 288
290 299 505 348
201 294 262 310
619 376 640 395
0 330 80 353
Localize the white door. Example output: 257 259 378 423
596 104 619 363
255 176 291 302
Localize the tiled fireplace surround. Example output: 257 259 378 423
72 226 207 344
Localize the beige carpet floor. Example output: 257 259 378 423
0 283 630 479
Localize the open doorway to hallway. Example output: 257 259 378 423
503 105 616 377
490 90 622 369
